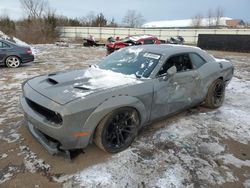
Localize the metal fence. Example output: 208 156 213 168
198 34 250 52
57 27 250 44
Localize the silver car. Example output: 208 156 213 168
20 45 233 156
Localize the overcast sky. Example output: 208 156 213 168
0 0 249 23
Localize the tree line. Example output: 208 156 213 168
191 7 225 28
0 0 144 43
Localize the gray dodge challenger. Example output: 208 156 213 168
20 44 234 156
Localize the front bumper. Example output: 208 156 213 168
20 84 91 153
27 120 59 155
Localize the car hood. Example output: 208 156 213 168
26 67 141 105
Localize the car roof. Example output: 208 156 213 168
126 44 215 62
0 38 17 45
0 38 29 48
131 44 198 54
127 34 156 41
128 34 154 37
131 44 199 54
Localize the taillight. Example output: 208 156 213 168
26 48 32 54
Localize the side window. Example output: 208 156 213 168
3 42 10 48
158 54 193 76
189 53 206 69
0 42 10 48
143 39 154 44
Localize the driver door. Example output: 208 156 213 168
150 53 201 120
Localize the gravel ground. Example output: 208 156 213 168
0 45 249 188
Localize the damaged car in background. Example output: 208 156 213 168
106 34 161 55
20 44 233 157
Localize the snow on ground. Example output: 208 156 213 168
219 154 250 168
19 145 51 174
0 165 18 184
244 179 250 188
0 45 249 187
0 154 8 160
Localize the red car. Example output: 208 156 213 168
106 35 161 55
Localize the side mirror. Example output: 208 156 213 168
162 66 177 81
167 66 177 76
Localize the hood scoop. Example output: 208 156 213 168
74 85 92 90
47 78 58 85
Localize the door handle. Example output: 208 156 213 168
193 75 200 80
192 72 200 80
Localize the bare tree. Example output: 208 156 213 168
122 10 145 28
108 18 118 27
207 9 214 28
0 10 16 35
81 11 96 26
18 0 59 43
215 7 224 28
19 0 49 18
191 14 203 28
92 13 107 27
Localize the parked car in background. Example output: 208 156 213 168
106 34 161 54
83 35 105 47
0 39 34 68
20 44 233 157
166 36 185 45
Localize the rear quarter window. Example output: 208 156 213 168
189 53 206 69
0 41 10 48
143 39 155 44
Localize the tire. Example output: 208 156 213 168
5 56 21 68
94 107 140 153
204 79 225 109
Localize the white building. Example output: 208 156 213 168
142 17 233 28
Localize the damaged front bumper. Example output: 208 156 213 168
19 84 91 157
26 121 72 159
27 121 58 155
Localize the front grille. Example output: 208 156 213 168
25 98 63 125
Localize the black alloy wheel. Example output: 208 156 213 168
94 107 139 153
